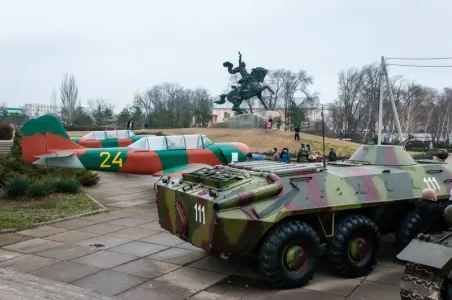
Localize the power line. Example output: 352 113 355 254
386 63 452 67
386 57 452 60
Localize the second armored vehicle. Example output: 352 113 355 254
156 144 452 288
398 205 452 300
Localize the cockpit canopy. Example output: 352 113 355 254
82 130 136 140
129 134 213 151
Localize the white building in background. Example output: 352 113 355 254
23 103 61 117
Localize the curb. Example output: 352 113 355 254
0 192 109 234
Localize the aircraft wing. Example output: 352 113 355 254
32 152 85 169
155 163 211 177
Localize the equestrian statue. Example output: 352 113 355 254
215 51 274 114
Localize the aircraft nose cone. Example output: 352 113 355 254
233 142 249 155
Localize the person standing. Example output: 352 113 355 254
272 147 279 161
328 148 337 161
294 126 300 140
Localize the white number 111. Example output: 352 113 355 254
194 204 206 224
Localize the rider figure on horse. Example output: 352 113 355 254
236 52 252 98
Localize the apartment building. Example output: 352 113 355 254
23 103 61 117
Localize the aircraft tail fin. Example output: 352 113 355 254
20 114 84 163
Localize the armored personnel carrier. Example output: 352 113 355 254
398 205 452 300
155 144 452 289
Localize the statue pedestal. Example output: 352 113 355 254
209 111 281 129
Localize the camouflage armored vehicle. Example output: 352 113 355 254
398 205 452 300
156 144 452 289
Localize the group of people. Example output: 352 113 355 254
268 144 337 164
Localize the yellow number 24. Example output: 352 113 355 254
100 152 123 168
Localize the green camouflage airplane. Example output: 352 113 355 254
71 130 154 148
20 114 250 177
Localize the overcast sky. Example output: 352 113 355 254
1 0 451 112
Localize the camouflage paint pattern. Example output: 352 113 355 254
20 115 250 177
71 132 150 148
156 145 452 257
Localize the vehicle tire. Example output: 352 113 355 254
395 211 421 254
259 220 320 289
327 215 380 278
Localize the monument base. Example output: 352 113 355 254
209 111 281 129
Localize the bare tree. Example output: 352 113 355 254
337 68 365 135
88 98 115 127
49 87 58 115
60 72 79 124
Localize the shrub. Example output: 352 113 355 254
76 172 100 187
55 178 80 194
10 130 22 159
2 176 31 198
0 123 13 140
27 178 56 198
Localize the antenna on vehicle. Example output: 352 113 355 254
321 104 326 168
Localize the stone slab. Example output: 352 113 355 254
35 244 100 261
51 218 98 229
189 291 241 300
136 221 165 231
71 250 138 269
0 249 24 263
109 241 168 257
147 248 208 265
206 274 278 300
30 261 101 283
0 233 33 247
117 279 197 300
365 265 404 286
107 228 160 240
3 238 65 254
112 258 180 279
75 235 132 250
154 266 228 291
0 255 59 273
268 289 345 300
0 267 122 300
103 217 150 227
71 269 147 296
140 232 184 247
44 230 100 243
17 226 68 238
348 280 401 300
189 256 245 275
77 223 126 235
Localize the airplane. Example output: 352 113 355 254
20 114 250 177
71 130 154 148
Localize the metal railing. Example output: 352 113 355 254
0 140 13 154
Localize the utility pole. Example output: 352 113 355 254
378 56 384 145
378 56 404 144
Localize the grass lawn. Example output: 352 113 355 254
0 193 100 231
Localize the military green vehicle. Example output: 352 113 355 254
155 144 452 289
398 205 452 300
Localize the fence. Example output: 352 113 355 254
0 140 12 154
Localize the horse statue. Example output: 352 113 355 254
215 52 274 114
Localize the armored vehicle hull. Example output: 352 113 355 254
156 145 452 289
398 231 452 300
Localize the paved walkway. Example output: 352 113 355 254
0 173 405 300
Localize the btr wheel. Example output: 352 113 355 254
259 220 320 289
327 215 380 278
395 211 421 254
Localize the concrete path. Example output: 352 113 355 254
0 172 405 300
